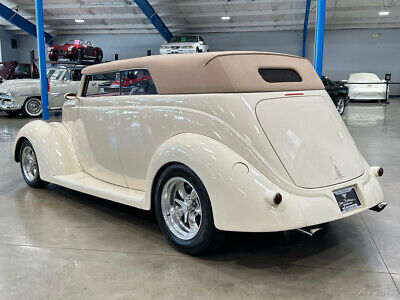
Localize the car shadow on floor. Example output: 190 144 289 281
11 182 376 274
39 185 355 262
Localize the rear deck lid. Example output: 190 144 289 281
256 95 364 188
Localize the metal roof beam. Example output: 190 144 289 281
0 2 53 45
133 0 172 41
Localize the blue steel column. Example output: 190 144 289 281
34 0 49 120
134 0 173 42
302 0 311 57
314 0 326 77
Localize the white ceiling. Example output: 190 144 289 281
1 0 400 36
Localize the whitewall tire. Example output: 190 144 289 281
22 98 42 118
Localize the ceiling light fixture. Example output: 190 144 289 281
379 11 389 16
75 19 85 23
221 16 231 20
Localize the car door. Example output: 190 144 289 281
84 41 94 57
60 69 82 106
73 72 127 187
116 69 158 190
48 69 66 108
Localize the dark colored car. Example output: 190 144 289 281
321 75 350 115
0 61 38 83
48 40 103 64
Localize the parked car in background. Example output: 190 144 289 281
0 61 38 83
160 35 209 54
321 76 350 115
48 40 103 64
346 73 388 101
13 52 385 255
0 66 86 117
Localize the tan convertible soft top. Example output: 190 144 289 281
82 51 324 94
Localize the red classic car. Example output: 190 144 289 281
48 40 103 63
0 61 39 83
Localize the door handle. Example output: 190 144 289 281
64 99 76 107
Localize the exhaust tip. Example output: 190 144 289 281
370 202 387 212
296 227 324 237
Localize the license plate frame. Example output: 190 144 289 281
334 186 362 213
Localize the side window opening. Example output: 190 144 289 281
120 69 158 95
71 70 82 81
83 69 158 97
258 69 302 83
84 71 119 97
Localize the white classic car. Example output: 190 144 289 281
0 66 84 117
160 35 209 55
13 52 386 254
346 73 389 101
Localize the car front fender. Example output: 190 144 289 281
144 133 307 232
14 120 81 181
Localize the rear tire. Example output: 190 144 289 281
95 52 103 63
154 164 221 255
22 97 42 118
19 140 48 188
77 49 84 64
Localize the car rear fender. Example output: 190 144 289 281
144 133 306 231
14 120 81 181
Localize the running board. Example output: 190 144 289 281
52 172 144 209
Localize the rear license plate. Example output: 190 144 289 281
334 187 362 213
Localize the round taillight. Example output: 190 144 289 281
273 193 282 205
378 167 384 177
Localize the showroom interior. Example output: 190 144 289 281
0 0 400 298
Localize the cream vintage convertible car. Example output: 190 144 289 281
13 52 386 254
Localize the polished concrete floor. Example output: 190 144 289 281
0 102 399 299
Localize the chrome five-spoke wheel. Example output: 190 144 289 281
161 177 202 240
21 145 38 182
155 164 220 255
19 140 47 188
336 97 345 115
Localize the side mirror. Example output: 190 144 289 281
64 92 77 100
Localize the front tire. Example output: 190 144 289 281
95 52 103 63
22 97 42 118
19 140 48 188
154 164 219 255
